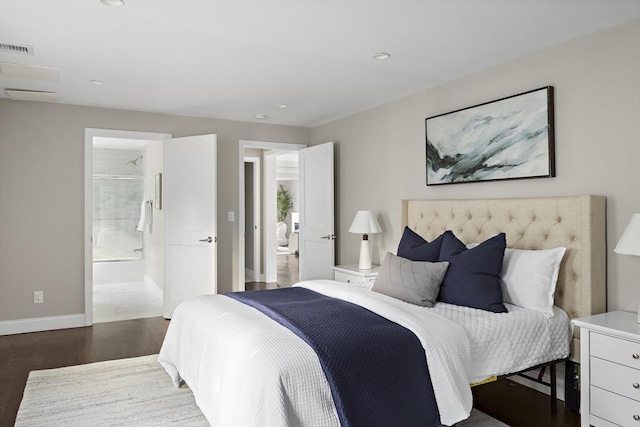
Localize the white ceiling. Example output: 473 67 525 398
1 1 638 127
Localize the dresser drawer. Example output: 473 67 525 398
591 332 640 370
591 386 640 426
334 271 356 283
591 356 640 401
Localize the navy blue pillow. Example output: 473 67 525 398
397 227 445 262
438 232 508 313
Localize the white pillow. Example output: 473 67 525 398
501 247 566 317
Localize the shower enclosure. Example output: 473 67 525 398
93 147 145 283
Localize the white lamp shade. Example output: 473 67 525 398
614 213 640 256
349 211 382 234
349 211 381 270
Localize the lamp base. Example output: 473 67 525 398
358 239 372 270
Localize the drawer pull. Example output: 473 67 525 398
634 414 640 421
634 353 640 360
635 383 640 389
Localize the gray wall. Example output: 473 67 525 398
0 100 308 321
244 162 255 271
310 19 640 314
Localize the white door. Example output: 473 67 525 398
299 142 335 280
163 134 217 319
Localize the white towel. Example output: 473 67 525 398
136 200 152 232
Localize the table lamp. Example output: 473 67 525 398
614 213 640 323
349 210 382 270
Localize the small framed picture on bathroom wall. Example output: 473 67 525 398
155 173 162 210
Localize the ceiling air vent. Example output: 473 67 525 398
0 42 34 55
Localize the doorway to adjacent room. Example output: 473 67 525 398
243 148 300 290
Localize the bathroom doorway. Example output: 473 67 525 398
84 129 170 325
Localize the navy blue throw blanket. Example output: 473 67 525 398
227 287 440 427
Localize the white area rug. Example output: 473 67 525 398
16 355 508 426
15 355 206 427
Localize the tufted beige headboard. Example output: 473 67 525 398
401 195 606 362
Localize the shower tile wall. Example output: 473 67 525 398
93 148 144 261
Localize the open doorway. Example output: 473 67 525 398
84 129 170 326
274 152 300 287
238 141 336 291
243 150 300 290
238 141 306 292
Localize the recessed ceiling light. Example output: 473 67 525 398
254 114 268 120
100 0 125 6
276 104 288 109
373 52 391 60
89 79 105 85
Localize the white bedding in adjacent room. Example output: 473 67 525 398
159 280 473 427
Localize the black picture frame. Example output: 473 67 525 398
425 86 555 186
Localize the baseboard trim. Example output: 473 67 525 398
144 275 163 300
0 314 86 336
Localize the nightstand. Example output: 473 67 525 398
572 311 640 427
331 264 379 286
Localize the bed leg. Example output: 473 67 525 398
550 363 557 414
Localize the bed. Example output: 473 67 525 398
158 195 606 426
400 195 606 363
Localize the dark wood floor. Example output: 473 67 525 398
0 318 170 426
473 380 580 427
0 315 579 426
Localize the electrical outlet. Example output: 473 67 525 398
34 291 43 304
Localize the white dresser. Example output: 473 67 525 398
572 311 640 427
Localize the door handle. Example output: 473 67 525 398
320 234 337 240
199 237 213 243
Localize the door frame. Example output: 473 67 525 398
84 128 171 326
237 140 306 292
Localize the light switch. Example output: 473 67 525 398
228 211 235 222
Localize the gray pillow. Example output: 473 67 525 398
372 252 449 307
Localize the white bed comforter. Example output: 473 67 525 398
431 302 571 383
158 280 473 426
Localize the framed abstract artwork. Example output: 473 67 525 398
425 86 555 186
